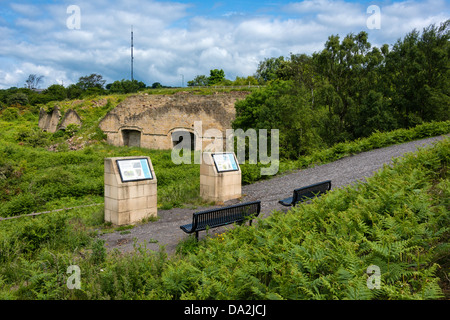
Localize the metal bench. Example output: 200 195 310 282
180 201 261 240
278 180 332 207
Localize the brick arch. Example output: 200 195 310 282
119 126 143 147
169 127 196 151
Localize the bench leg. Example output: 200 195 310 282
195 231 199 242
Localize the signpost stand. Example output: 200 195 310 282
200 152 241 203
104 156 157 226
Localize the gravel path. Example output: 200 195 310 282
100 135 447 255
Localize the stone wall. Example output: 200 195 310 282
59 109 82 130
38 107 61 133
38 107 82 133
98 92 249 150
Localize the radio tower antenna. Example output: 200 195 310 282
131 25 134 81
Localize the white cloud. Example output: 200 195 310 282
9 3 42 17
378 0 449 43
286 0 361 14
0 0 448 89
15 18 57 33
0 62 71 88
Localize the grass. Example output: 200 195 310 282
1 108 449 217
0 136 447 300
0 92 449 300
170 137 450 300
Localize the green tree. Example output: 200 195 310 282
384 20 449 127
43 84 67 102
109 79 146 94
276 54 318 108
6 92 29 107
232 76 259 86
233 80 323 159
255 56 285 83
187 75 209 87
208 69 226 85
356 90 397 137
67 84 83 99
313 31 387 141
76 74 106 90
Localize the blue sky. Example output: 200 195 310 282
0 0 448 89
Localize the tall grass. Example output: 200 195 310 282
159 137 450 300
0 137 447 300
1 119 449 217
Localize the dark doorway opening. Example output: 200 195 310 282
172 131 195 151
122 129 141 147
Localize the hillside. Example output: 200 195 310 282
0 89 449 300
0 133 448 300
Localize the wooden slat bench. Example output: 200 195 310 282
180 201 261 240
279 180 332 207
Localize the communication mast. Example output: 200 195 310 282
131 25 134 81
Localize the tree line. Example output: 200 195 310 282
0 74 160 110
187 69 259 87
1 20 448 155
233 20 449 159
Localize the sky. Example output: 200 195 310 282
0 0 448 89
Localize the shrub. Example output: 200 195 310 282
158 137 449 300
0 193 37 217
16 127 50 147
1 107 20 121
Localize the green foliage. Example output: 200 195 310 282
235 21 449 157
158 138 448 300
76 73 106 90
255 56 285 83
1 107 20 121
187 75 209 87
0 133 447 300
0 21 448 301
240 120 450 185
108 79 146 94
16 127 51 147
188 69 227 86
385 20 450 127
6 93 29 107
208 69 226 85
43 85 67 102
234 80 324 159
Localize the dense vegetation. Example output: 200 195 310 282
0 137 447 299
0 72 259 113
234 20 449 159
0 21 448 300
1 101 448 217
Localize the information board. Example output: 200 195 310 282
212 153 239 173
116 158 153 182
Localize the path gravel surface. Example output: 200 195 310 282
100 135 447 255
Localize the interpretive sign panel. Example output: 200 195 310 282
116 158 153 182
212 153 239 173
